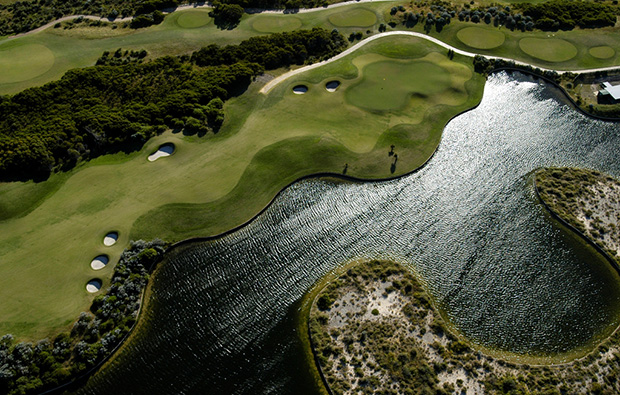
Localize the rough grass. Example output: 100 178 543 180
251 15 302 32
327 8 377 27
0 35 484 339
456 26 505 49
519 37 578 62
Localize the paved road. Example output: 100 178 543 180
260 30 620 94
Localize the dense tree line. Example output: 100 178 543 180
0 0 179 36
0 28 346 182
0 59 258 181
519 0 617 30
396 0 618 33
0 240 166 395
191 28 346 69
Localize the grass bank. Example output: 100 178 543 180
0 34 484 339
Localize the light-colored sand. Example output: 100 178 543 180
90 255 109 270
86 279 102 293
103 232 118 246
148 143 175 162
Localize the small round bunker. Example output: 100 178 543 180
293 85 308 95
103 232 118 246
325 80 340 92
90 255 109 270
86 279 103 293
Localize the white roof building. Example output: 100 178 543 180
600 82 620 101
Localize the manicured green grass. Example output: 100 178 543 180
2 2 620 95
456 26 505 49
422 21 620 69
589 46 616 59
0 2 393 95
327 8 377 27
0 35 484 339
519 37 578 62
251 15 302 32
0 43 55 84
175 9 212 28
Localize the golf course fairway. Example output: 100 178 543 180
0 34 485 340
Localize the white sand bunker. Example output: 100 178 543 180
148 143 175 162
325 80 340 92
103 232 118 246
90 255 109 270
293 85 308 94
86 279 102 293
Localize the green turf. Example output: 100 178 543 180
589 46 616 60
175 9 212 28
2 2 620 95
327 8 378 27
252 15 302 32
0 35 484 340
456 26 505 49
346 60 452 111
518 37 578 62
0 43 55 84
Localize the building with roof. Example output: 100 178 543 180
598 82 620 104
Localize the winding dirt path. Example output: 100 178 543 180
260 31 620 94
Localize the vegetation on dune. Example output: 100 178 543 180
535 167 620 265
0 240 166 395
0 27 346 182
309 260 620 395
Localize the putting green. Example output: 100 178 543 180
328 8 377 27
176 10 212 28
0 43 54 84
519 37 578 62
0 35 485 340
456 27 505 50
252 15 302 33
346 60 451 111
589 46 615 59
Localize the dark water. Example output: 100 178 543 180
80 73 620 394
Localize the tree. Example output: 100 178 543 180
210 2 244 30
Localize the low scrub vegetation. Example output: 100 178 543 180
310 260 620 394
535 167 620 264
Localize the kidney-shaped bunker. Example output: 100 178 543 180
86 279 102 293
148 143 175 162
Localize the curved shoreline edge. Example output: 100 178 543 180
91 71 611 387
533 170 620 274
302 259 620 394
